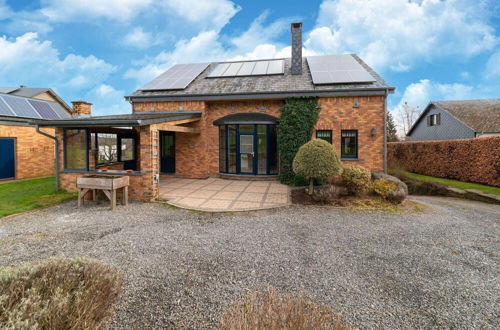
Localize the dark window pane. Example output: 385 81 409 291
97 133 118 164
268 125 278 174
219 126 227 172
257 125 267 174
316 130 332 144
65 129 87 169
121 138 134 161
341 130 357 159
228 125 237 173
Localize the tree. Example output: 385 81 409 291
397 102 421 136
386 111 399 142
292 139 342 194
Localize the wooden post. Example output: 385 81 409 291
92 189 97 202
123 186 128 206
111 189 116 211
78 189 82 208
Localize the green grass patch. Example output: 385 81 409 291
391 170 500 196
0 177 76 218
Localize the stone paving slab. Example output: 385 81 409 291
159 177 290 212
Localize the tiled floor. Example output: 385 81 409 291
159 177 290 212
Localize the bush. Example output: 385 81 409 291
293 139 342 193
220 286 352 330
341 165 371 196
0 258 123 329
371 172 408 204
388 137 500 187
371 179 397 199
278 97 320 184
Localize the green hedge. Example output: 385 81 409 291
278 97 319 184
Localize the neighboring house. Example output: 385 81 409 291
407 99 500 141
33 23 395 200
0 91 71 180
0 86 71 113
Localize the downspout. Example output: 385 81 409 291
35 125 59 191
383 89 388 173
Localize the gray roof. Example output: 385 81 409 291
31 111 202 127
0 86 71 112
126 54 394 102
408 98 500 135
0 93 71 121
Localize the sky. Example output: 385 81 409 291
0 0 499 129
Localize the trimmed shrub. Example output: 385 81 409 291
341 165 371 196
0 258 122 329
278 97 320 184
220 286 352 330
293 139 342 193
388 137 500 187
371 172 408 203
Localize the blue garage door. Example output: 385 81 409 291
0 138 15 179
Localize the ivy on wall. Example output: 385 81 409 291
277 97 320 184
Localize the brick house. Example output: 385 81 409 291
33 23 394 200
0 90 71 180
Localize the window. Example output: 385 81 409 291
341 130 358 159
428 113 441 126
316 130 332 144
121 138 135 161
64 129 87 170
97 133 118 164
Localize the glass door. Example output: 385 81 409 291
160 132 175 173
238 125 255 174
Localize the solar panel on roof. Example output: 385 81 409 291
1 94 41 118
28 99 60 119
0 96 15 116
307 55 376 85
140 62 209 91
207 59 284 78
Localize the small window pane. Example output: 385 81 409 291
257 125 267 174
65 129 87 169
219 126 227 172
239 124 254 133
228 125 237 173
269 125 278 174
341 130 358 159
316 130 332 144
97 133 118 164
121 138 134 161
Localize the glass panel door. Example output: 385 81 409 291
239 134 254 173
160 132 175 173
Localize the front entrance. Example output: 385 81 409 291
160 132 175 173
0 138 15 179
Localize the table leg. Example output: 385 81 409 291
92 189 97 202
78 188 82 208
123 186 128 206
111 189 116 211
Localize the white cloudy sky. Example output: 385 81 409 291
0 0 498 129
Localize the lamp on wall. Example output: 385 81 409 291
150 105 155 112
259 105 266 112
230 106 237 113
353 101 360 108
178 105 183 111
371 127 377 137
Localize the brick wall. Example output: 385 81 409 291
0 124 55 179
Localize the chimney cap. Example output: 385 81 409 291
291 22 302 28
71 100 93 105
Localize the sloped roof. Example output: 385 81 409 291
127 54 394 101
408 98 500 135
0 93 71 122
0 86 71 113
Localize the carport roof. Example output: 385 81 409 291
30 111 202 127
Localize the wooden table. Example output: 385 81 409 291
76 175 129 210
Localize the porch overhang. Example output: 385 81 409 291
30 111 202 128
213 113 278 125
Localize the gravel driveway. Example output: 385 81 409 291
0 197 498 329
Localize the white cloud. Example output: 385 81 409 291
0 32 116 93
305 0 498 71
87 84 129 116
123 27 155 49
40 0 152 22
484 50 500 78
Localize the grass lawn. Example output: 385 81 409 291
392 170 500 196
0 177 76 218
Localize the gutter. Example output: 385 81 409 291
35 125 59 191
384 89 388 173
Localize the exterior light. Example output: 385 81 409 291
259 106 266 112
230 106 237 113
178 105 183 111
353 101 360 108
371 127 377 137
150 105 155 112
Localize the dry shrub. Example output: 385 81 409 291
371 179 397 199
388 137 500 187
219 287 353 330
0 258 122 329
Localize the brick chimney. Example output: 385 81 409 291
71 100 92 117
291 22 302 75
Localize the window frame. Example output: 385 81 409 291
316 129 333 144
63 128 89 171
340 129 358 160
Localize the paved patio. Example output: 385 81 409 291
159 177 290 211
